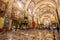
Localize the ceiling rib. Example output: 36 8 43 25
25 0 31 10
32 1 56 14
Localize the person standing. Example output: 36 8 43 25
32 21 36 29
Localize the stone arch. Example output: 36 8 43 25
33 1 56 14
39 10 57 20
35 7 58 24
36 6 57 16
40 13 57 25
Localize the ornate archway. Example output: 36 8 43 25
33 0 56 14
31 0 58 26
40 13 57 26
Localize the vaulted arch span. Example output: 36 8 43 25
40 13 58 25
33 1 56 14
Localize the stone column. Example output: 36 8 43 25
3 0 14 30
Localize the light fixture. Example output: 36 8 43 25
17 1 24 8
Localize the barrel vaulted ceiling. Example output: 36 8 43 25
0 0 60 25
26 0 58 25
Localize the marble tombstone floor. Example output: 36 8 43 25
0 29 59 40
